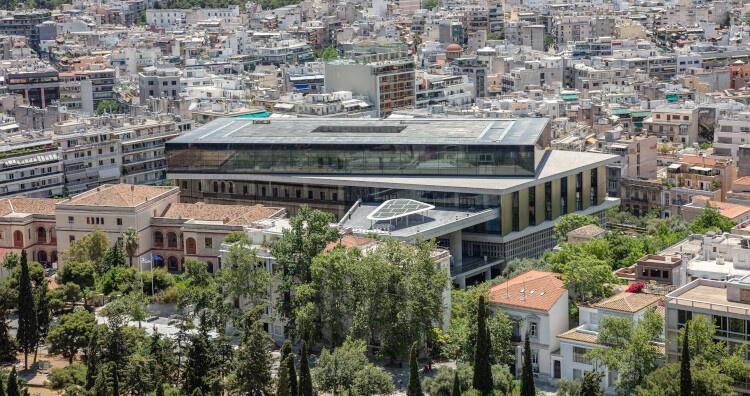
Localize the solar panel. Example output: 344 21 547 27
367 199 435 221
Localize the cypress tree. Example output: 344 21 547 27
6 367 19 396
0 370 5 396
16 250 37 370
451 371 461 396
85 327 102 390
520 335 535 396
34 278 50 364
277 356 292 396
182 332 211 395
407 342 423 396
281 340 298 396
297 341 313 396
680 322 692 396
0 306 17 363
472 295 492 396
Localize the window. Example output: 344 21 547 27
320 191 326 200
573 346 591 364
308 190 313 199
205 237 213 249
68 216 74 224
116 218 122 226
529 322 538 337
69 235 75 242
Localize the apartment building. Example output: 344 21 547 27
59 72 94 114
489 271 569 382
138 65 182 103
415 73 474 108
0 133 63 198
558 291 663 393
643 107 700 145
82 67 116 108
6 67 60 108
116 119 180 186
591 133 658 198
325 53 416 117
665 277 750 395
55 123 120 195
714 112 750 161
451 56 489 98
663 155 736 214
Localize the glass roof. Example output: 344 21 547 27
366 199 435 221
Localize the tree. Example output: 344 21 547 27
423 0 437 10
554 253 616 303
407 342 423 396
216 240 271 323
520 335 535 396
182 332 212 395
472 296 492 396
298 341 313 396
101 239 127 272
123 228 139 268
314 338 368 395
277 355 293 396
0 295 18 362
6 367 19 396
63 229 109 270
319 47 339 61
281 340 298 396
34 278 51 363
96 99 119 115
689 205 735 234
272 206 339 327
580 371 604 396
680 322 691 396
553 213 598 241
351 365 394 396
451 371 461 396
58 260 97 292
588 309 663 395
635 363 733 396
228 314 272 396
16 250 37 370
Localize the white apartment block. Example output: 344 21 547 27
714 112 750 161
116 119 181 186
0 134 63 198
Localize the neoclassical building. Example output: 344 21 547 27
0 197 60 266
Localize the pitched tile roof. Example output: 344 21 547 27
0 197 60 216
489 270 567 312
161 202 283 225
323 235 377 252
567 224 605 238
558 327 599 345
64 184 176 207
593 291 661 313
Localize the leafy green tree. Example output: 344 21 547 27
0 301 17 362
500 258 550 280
635 363 733 396
97 266 137 295
6 367 19 396
588 309 663 395
680 322 691 396
298 341 313 396
216 240 271 322
123 228 139 268
451 371 461 396
472 296 492 396
58 260 97 291
351 365 394 396
96 99 119 115
580 371 604 396
273 206 339 327
423 365 472 396
407 342 423 396
314 338 369 395
553 214 598 241
16 250 37 369
318 47 339 60
101 239 127 272
520 335 534 396
552 251 616 303
689 205 735 234
47 363 87 389
63 229 109 270
182 330 213 395
228 314 272 396
423 0 438 10
147 330 177 388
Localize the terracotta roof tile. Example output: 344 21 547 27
65 184 175 207
567 224 605 238
489 271 567 312
558 328 599 345
323 235 377 252
594 291 661 313
0 197 60 216
161 202 283 225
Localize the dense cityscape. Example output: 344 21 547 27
1 0 750 395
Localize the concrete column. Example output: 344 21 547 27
598 166 607 205
567 174 577 214
458 275 466 289
535 184 545 225
551 179 561 219
519 188 529 230
40 87 46 107
449 230 463 263
484 270 491 281
501 193 513 235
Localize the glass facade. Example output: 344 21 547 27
166 143 536 176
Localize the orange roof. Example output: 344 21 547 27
734 176 750 185
693 198 750 220
323 235 377 252
64 184 175 207
594 291 661 313
489 270 567 312
161 202 283 225
558 327 599 344
0 197 60 216
679 154 723 167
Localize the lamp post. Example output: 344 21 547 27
141 256 153 295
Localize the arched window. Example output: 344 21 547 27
167 232 178 248
213 182 219 193
220 182 226 193
37 251 48 264
49 227 56 243
167 256 179 272
51 251 58 263
13 230 23 248
154 231 164 247
37 227 47 243
153 255 164 268
206 262 214 274
185 238 196 255
228 183 234 194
